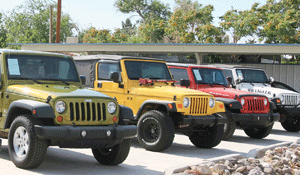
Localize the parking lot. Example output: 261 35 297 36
0 122 298 175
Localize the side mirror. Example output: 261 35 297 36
180 79 190 88
110 72 119 83
227 76 233 84
269 77 274 83
237 75 244 83
80 75 86 85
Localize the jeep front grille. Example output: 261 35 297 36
241 96 268 113
69 102 106 122
189 97 208 115
245 99 265 111
282 95 298 105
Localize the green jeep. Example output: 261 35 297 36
0 49 136 169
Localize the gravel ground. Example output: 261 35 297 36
172 142 300 175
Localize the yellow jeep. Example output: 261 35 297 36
75 55 226 152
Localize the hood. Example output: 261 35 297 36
7 84 111 101
197 86 259 99
239 85 300 98
131 85 212 99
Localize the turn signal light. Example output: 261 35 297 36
276 99 281 103
168 103 173 109
219 104 224 108
113 116 117 123
57 116 63 122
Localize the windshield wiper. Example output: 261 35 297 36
14 78 43 84
212 83 227 87
46 79 70 85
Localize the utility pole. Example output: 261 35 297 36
55 0 61 43
49 5 53 43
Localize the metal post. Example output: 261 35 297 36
56 0 61 43
49 5 53 43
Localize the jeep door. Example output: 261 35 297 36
95 61 126 104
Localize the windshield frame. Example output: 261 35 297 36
235 68 269 84
5 54 81 83
124 60 173 80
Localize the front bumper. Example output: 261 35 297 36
277 106 300 116
182 115 227 126
0 139 1 152
232 112 280 128
34 125 137 148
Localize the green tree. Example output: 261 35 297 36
165 0 223 43
114 0 171 23
5 0 75 44
220 0 300 44
0 12 7 48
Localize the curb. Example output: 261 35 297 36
164 139 299 175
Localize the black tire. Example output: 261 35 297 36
189 123 224 148
244 123 274 139
92 139 130 165
281 116 300 132
8 115 47 169
221 109 236 140
137 110 175 152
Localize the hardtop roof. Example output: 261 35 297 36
73 54 164 62
167 62 219 69
0 49 68 57
213 64 264 70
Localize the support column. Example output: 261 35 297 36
195 53 204 65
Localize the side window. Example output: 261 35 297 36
223 69 233 78
98 63 121 81
169 68 189 85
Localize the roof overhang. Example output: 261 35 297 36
8 43 300 55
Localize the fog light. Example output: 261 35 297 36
81 130 87 137
107 130 112 137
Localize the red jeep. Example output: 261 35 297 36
168 63 280 139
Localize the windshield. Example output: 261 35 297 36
124 60 172 80
192 68 229 86
236 69 268 83
6 54 80 82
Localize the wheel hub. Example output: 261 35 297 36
13 126 29 157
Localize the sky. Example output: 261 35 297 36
2 0 268 31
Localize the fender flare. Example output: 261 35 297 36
119 105 134 120
135 100 177 119
215 97 242 110
4 99 55 129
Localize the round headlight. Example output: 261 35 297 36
209 98 215 108
264 98 268 106
240 98 245 106
56 101 66 114
183 97 190 108
107 102 117 114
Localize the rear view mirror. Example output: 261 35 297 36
180 79 190 88
227 77 233 84
80 75 86 85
